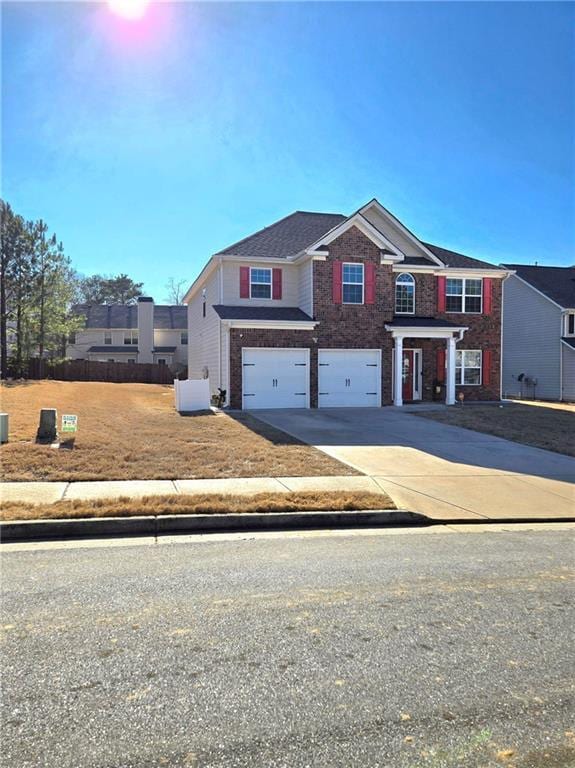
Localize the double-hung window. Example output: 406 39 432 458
456 350 482 385
342 263 364 304
564 313 575 336
395 273 415 314
124 330 138 345
104 331 112 345
446 278 482 313
250 268 272 299
181 331 188 345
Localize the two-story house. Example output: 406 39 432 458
184 199 510 409
67 296 188 369
501 264 575 401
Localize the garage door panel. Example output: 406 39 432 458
243 349 309 409
318 350 381 408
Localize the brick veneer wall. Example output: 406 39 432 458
228 226 502 407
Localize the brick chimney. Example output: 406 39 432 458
137 297 154 363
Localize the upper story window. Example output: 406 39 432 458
104 331 112 345
565 313 575 337
250 268 272 299
181 331 188 345
124 330 138 345
342 262 364 304
395 273 415 314
446 278 482 314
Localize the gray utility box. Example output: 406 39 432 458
0 413 8 443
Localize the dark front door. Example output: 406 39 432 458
402 350 414 401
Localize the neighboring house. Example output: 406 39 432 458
67 296 188 369
184 198 510 409
501 265 575 402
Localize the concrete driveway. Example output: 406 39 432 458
253 408 575 521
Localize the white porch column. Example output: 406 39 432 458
393 335 404 407
446 336 456 405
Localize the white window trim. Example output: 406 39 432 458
446 278 483 314
181 331 189 344
249 267 272 300
455 349 482 386
342 262 365 305
104 332 112 345
564 313 575 337
395 273 415 315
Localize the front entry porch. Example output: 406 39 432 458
385 318 469 407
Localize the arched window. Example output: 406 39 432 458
395 273 415 314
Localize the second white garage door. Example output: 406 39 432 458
318 349 381 407
242 348 310 409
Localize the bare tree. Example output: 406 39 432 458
165 277 187 305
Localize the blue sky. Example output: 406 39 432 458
3 1 574 300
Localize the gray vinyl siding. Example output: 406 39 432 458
562 345 575 401
187 266 222 395
502 274 562 399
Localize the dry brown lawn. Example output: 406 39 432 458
416 402 575 456
0 381 358 481
1 491 393 521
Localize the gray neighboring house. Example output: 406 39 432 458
67 296 188 369
501 264 575 401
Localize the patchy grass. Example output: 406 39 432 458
416 402 575 457
0 491 394 521
0 381 358 481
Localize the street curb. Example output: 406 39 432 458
0 509 424 542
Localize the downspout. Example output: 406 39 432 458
500 273 511 401
559 311 564 402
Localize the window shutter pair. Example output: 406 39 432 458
437 276 493 314
239 267 282 299
332 261 375 304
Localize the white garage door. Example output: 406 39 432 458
242 348 310 409
318 349 381 407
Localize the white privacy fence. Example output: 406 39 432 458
174 378 211 412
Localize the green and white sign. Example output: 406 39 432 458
62 414 78 433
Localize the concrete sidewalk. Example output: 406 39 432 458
0 475 385 504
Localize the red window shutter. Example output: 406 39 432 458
482 349 492 386
437 276 446 313
332 261 343 304
272 268 282 300
365 263 375 304
483 278 492 315
436 349 446 383
239 266 250 299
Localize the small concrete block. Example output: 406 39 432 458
36 408 58 444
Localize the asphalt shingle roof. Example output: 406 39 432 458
213 305 314 322
217 212 347 259
213 210 500 270
72 304 187 330
502 264 575 309
562 337 575 350
386 317 465 328
423 243 498 270
87 346 138 353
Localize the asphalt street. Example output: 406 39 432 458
2 526 574 768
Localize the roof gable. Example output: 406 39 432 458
72 304 187 330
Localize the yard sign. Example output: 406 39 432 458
61 414 78 433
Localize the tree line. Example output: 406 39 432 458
0 200 186 378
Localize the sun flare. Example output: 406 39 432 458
107 0 150 21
